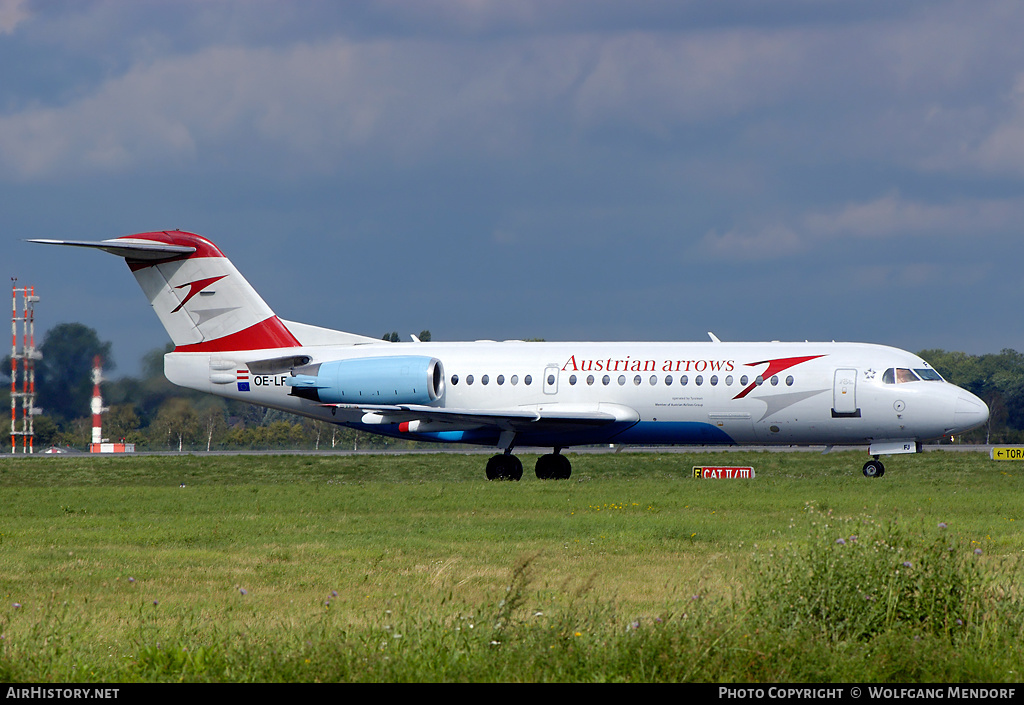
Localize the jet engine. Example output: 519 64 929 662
286 356 444 405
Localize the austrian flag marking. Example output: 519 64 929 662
236 370 250 392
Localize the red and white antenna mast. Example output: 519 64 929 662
10 279 39 453
90 355 106 450
88 354 133 454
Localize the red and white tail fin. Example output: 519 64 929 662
31 231 304 353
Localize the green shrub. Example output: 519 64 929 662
749 504 1014 642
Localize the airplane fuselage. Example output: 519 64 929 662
166 339 985 451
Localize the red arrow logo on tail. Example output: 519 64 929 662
171 275 227 313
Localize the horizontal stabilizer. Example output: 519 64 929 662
28 238 196 260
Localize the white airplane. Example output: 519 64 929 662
32 230 990 479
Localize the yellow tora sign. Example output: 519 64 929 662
991 447 1024 461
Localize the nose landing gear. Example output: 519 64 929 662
862 458 885 478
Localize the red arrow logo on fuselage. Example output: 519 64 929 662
732 355 826 399
171 275 227 313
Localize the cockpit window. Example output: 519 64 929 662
883 367 927 384
914 368 943 381
896 368 919 383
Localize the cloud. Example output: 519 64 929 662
0 22 819 181
0 42 379 178
803 193 1022 240
0 0 29 35
960 73 1024 175
569 29 804 133
697 193 1024 261
699 224 802 261
845 261 991 290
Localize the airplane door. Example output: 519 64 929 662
833 368 858 415
543 365 559 395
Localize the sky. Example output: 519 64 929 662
4 0 1024 377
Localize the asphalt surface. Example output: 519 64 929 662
4 443 1003 458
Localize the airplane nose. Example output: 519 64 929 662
952 389 989 434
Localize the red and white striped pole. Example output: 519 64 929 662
10 279 15 454
27 286 35 453
91 355 103 449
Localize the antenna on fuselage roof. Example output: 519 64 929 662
708 332 721 343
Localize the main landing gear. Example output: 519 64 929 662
862 457 885 478
485 448 573 481
535 449 572 480
485 452 523 481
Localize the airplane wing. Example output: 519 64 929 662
329 402 640 434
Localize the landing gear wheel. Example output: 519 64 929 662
535 453 572 480
862 459 885 478
486 454 523 481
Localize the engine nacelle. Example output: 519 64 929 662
286 356 444 405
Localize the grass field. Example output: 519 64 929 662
1 448 1022 682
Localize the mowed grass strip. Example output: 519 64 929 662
0 449 1021 682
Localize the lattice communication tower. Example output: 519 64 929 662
10 279 40 453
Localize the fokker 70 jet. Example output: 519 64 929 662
32 231 990 479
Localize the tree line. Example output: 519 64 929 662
3 323 421 452
4 323 1023 451
918 348 1024 444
